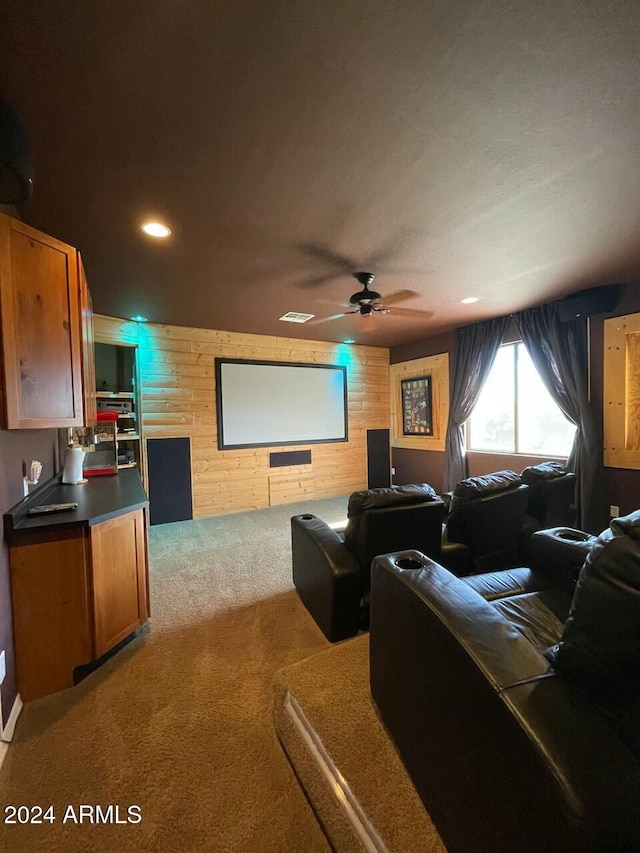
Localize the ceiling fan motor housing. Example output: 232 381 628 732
350 272 381 305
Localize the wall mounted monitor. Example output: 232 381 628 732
215 358 348 450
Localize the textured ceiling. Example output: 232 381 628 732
2 0 640 347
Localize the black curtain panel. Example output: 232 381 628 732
514 302 606 534
443 316 509 491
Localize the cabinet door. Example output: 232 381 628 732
91 508 149 658
78 253 97 426
10 528 94 702
0 213 83 428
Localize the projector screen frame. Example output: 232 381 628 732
215 357 349 450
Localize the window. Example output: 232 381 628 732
467 342 576 457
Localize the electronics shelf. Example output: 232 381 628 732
93 341 145 486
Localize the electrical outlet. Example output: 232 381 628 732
391 467 396 475
0 650 5 685
610 505 620 518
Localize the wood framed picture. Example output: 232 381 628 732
401 375 433 436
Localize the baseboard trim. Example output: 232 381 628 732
2 693 23 742
0 693 23 774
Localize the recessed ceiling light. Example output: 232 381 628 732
131 315 148 323
343 339 356 344
141 221 171 238
461 297 479 304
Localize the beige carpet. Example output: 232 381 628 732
0 496 349 853
274 636 446 853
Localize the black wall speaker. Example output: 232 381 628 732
558 284 623 322
0 100 34 204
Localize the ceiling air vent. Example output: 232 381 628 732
279 312 315 324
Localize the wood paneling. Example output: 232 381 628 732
604 313 640 469
390 353 450 452
94 316 390 516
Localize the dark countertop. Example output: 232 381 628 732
4 468 149 538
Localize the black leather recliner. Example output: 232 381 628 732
291 484 445 642
370 511 640 853
520 461 577 540
442 469 529 574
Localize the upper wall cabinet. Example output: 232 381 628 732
0 212 91 429
78 252 97 427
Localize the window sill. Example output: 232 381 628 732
466 449 568 462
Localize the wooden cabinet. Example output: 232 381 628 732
78 253 97 427
0 212 96 429
91 509 148 657
9 507 149 701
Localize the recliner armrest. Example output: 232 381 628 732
291 514 362 642
527 527 597 591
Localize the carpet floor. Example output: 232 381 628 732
0 496 349 853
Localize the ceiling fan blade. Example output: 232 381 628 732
386 307 435 319
297 242 356 273
381 289 420 306
299 272 341 288
306 312 349 325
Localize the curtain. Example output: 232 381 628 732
514 302 606 533
443 316 509 492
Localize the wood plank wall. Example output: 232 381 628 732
93 315 390 517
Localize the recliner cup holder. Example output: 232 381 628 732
556 529 590 542
395 558 423 570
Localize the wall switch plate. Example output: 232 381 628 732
0 650 5 685
610 505 620 518
391 467 396 475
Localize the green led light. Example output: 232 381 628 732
131 315 148 323
343 339 356 344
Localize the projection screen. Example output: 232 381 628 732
215 358 348 450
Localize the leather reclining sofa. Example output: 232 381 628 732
443 468 529 573
291 483 448 642
292 466 578 641
520 460 577 538
370 511 640 852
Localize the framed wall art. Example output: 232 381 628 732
401 375 433 436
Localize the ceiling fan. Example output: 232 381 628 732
308 272 433 327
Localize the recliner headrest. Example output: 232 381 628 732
347 483 438 517
453 470 521 500
521 462 568 483
553 508 640 730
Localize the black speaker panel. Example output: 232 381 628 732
558 284 623 321
269 450 312 468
